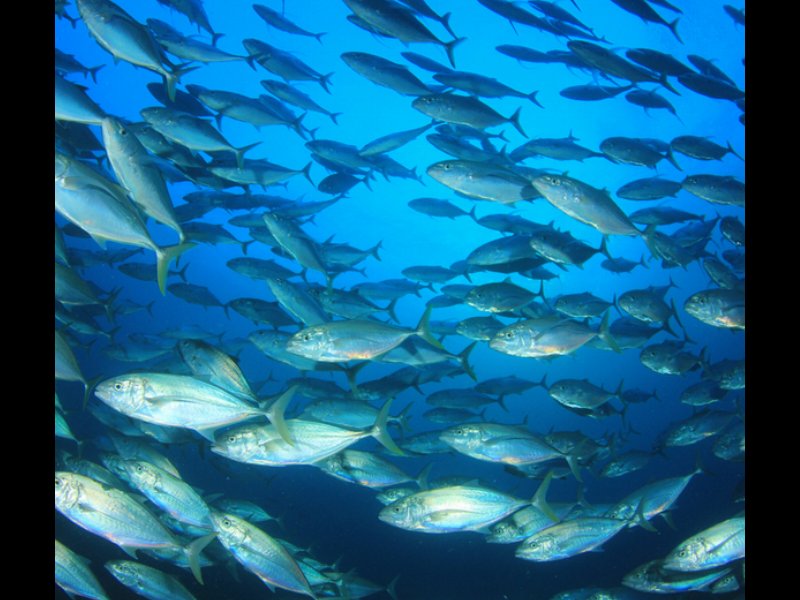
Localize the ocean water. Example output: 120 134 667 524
55 1 745 599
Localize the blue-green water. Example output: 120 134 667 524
55 1 745 598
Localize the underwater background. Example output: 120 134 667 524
55 1 745 598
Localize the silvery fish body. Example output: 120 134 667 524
684 288 745 330
317 449 413 488
662 516 744 572
55 540 110 600
55 471 181 552
210 512 315 598
177 339 256 401
379 484 528 533
101 116 184 242
606 469 701 524
440 423 564 466
55 74 106 124
93 372 266 437
120 460 213 529
105 560 197 600
531 174 640 236
516 516 630 561
623 559 732 593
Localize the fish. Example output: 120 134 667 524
93 372 293 443
379 481 548 534
101 116 184 243
54 472 214 584
210 511 316 598
684 288 745 330
252 3 326 42
530 173 641 236
55 75 107 125
55 153 193 294
75 0 192 102
639 340 705 376
609 0 682 43
286 309 440 362
623 560 732 594
212 397 404 465
515 516 634 562
681 174 745 207
490 313 618 358
427 160 540 204
105 560 198 600
242 38 333 92
140 106 260 168
55 540 110 600
343 0 465 68
341 51 433 96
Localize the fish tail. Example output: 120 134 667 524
211 32 225 47
370 240 383 261
257 387 294 447
291 112 307 139
156 243 196 295
599 235 613 259
319 72 334 94
528 90 544 108
329 112 343 125
458 341 478 381
315 32 327 44
392 402 413 435
385 297 399 323
82 375 103 411
370 398 406 456
507 106 527 138
443 37 467 69
185 532 217 585
174 262 190 282
415 305 444 350
666 146 683 171
531 470 559 521
165 64 201 103
668 17 683 44
727 140 744 161
386 575 401 600
598 310 621 353
234 142 261 169
88 64 105 84
241 240 254 256
342 361 369 396
440 12 457 38
467 204 479 222
298 161 314 186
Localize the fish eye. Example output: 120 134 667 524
222 518 231 526
227 436 236 443
136 465 144 472
55 477 62 486
505 332 513 339
114 383 123 391
303 333 312 341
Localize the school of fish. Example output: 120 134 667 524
55 0 745 599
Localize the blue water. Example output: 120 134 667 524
55 1 745 598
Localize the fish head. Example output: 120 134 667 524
378 495 421 530
439 424 482 450
489 322 533 356
487 521 517 544
54 471 82 510
100 453 131 483
94 375 148 415
530 174 568 199
105 560 139 586
212 426 263 462
210 511 248 547
286 326 331 360
122 460 160 488
663 539 705 572
516 532 556 561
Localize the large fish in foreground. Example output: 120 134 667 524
93 373 293 443
54 472 214 584
54 152 193 294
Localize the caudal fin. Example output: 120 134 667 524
157 243 196 295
